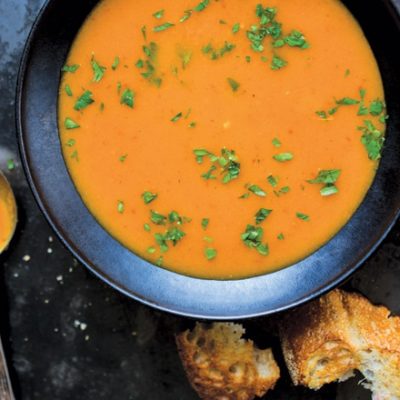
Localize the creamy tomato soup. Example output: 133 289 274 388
59 0 386 279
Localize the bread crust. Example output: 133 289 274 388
176 323 280 400
280 289 400 396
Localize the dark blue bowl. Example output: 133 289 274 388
16 0 400 319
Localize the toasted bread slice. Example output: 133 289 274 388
176 322 280 400
280 289 359 389
280 289 400 399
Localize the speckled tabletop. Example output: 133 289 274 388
1 1 399 399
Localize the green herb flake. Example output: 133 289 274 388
152 9 164 19
189 121 197 128
232 23 241 34
100 103 105 112
267 175 278 187
121 89 135 108
201 165 217 180
255 208 272 224
296 212 310 221
245 55 251 63
277 233 285 240
142 191 158 204
227 78 240 92
7 159 15 171
135 59 144 68
285 30 309 49
111 56 120 70
74 91 94 111
202 41 236 60
320 184 339 196
274 186 290 197
272 137 281 148
248 184 267 197
241 224 269 256
369 99 385 116
271 55 287 70
66 139 76 147
219 19 227 25
316 111 328 120
273 152 293 162
336 97 359 106
358 120 385 160
194 0 210 12
64 117 80 129
308 169 341 184
62 64 80 73
171 112 183 122
180 10 192 23
153 22 175 32
141 25 147 40
179 49 193 69
71 150 79 161
204 247 217 260
147 246 156 254
150 210 167 225
117 201 125 214
91 57 106 82
345 69 350 77
144 223 151 232
201 218 210 230
65 84 73 97
119 154 128 162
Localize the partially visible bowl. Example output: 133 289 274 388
16 0 400 319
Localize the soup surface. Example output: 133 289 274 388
59 0 386 279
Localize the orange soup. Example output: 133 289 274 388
59 0 386 279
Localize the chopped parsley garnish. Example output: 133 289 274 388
141 25 147 40
153 22 175 32
119 154 128 162
64 117 80 129
66 139 76 147
147 247 156 254
168 211 183 225
179 10 192 23
201 218 210 230
369 99 385 116
201 165 217 180
336 97 359 105
111 56 120 70
71 150 79 161
345 69 350 77
152 9 164 19
284 30 309 48
140 42 162 87
91 57 106 82
188 121 197 128
274 186 290 197
272 137 281 148
273 152 293 162
179 49 193 69
65 84 73 97
117 201 125 214
267 175 278 187
155 227 186 252
227 78 240 92
150 210 167 225
135 59 144 68
232 23 241 33
120 89 135 108
171 112 183 122
144 223 151 232
194 0 210 12
142 191 158 204
74 91 94 111
202 41 236 60
271 54 287 70
255 208 272 224
277 233 285 240
246 5 308 70
241 225 269 256
204 247 217 260
194 148 241 184
7 159 15 171
245 55 252 63
62 64 80 73
248 184 267 197
358 120 385 160
308 169 341 197
296 212 310 221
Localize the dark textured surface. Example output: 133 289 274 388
0 0 399 399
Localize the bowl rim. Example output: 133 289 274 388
15 0 400 320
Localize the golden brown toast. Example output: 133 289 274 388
280 289 400 399
176 322 280 400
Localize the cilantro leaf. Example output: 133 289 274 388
121 89 135 108
273 152 293 162
142 191 158 204
74 91 94 111
64 117 80 129
255 208 272 224
91 57 106 82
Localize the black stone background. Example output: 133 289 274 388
1 1 399 399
